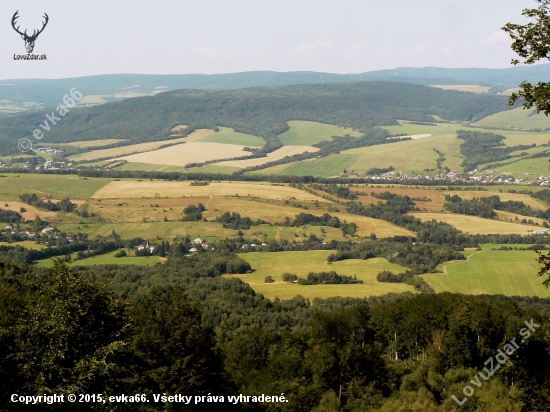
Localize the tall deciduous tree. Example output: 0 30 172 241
503 0 550 114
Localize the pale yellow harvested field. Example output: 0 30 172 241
78 95 109 105
179 129 214 142
70 139 187 162
0 200 57 220
202 198 414 238
431 84 490 93
410 212 541 235
388 134 431 140
495 210 547 226
446 191 549 211
120 142 253 167
216 146 320 168
69 130 214 162
92 181 330 202
331 212 415 237
62 139 128 148
171 125 189 133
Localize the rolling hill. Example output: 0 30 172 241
0 81 510 156
1 64 549 111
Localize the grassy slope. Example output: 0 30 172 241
56 221 239 241
0 174 111 201
0 241 45 249
491 157 550 178
410 212 542 235
254 121 550 177
35 250 163 268
255 154 360 178
60 139 128 148
473 107 550 130
345 134 464 175
446 190 549 211
422 245 550 297
196 127 266 147
278 121 363 146
236 251 416 300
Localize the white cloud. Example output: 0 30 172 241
247 46 269 56
294 41 332 54
485 31 509 44
194 47 234 59
341 43 367 59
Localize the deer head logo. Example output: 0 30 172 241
11 11 49 54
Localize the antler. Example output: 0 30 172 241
11 11 27 37
29 13 49 39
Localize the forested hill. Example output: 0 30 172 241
0 81 510 155
1 64 549 108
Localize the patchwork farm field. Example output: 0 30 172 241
69 138 188 162
59 139 128 148
381 119 550 139
234 251 417 300
423 246 550 297
490 157 550 178
344 134 465 175
446 190 549 211
194 126 266 147
91 181 329 202
278 121 363 146
254 154 360 178
216 146 320 168
56 221 239 241
431 84 490 93
257 133 466 177
201 197 414 238
119 142 254 167
473 107 550 130
0 174 111 200
0 201 57 220
35 250 163 268
410 212 541 235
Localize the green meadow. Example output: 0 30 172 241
196 126 266 147
35 250 163 268
422 245 550 297
236 250 416 300
278 121 363 146
56 221 239 241
254 154 360 178
0 174 111 200
473 107 550 130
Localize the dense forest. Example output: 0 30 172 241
457 130 536 170
0 255 548 411
444 194 550 221
0 81 510 156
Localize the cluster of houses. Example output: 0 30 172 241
2 225 36 239
346 169 550 186
36 160 73 171
36 147 64 155
188 238 210 253
241 242 268 249
1 225 76 242
136 242 156 254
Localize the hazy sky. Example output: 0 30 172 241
0 0 536 79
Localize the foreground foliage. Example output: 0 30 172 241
0 257 549 411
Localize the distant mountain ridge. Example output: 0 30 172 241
0 65 548 110
0 81 510 156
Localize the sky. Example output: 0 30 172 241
0 0 536 80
